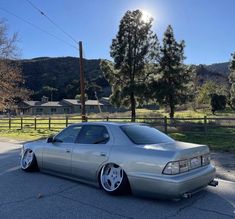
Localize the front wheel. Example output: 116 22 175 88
100 163 130 195
21 149 38 172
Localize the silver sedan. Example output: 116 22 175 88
20 122 217 199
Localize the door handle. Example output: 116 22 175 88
66 149 71 153
100 152 106 157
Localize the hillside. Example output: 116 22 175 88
196 64 228 86
204 62 229 75
15 57 230 101
18 57 110 100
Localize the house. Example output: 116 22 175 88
17 97 118 115
17 97 73 115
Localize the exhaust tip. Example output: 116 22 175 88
208 180 219 187
182 193 192 199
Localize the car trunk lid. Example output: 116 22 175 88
139 141 209 160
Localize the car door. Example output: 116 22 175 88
42 125 82 176
72 125 111 182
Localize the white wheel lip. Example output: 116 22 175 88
21 149 34 170
100 163 124 192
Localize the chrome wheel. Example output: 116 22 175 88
21 149 35 170
100 163 124 192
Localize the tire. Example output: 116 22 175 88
21 149 38 172
99 163 130 195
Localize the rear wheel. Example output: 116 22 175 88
100 163 130 195
21 149 38 172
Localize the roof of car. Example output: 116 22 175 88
69 122 146 127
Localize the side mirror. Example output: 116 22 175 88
46 136 54 143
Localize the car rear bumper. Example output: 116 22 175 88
128 164 216 199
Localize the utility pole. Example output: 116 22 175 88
79 41 86 122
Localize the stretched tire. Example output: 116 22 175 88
21 149 38 172
100 163 130 195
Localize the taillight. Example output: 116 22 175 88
162 161 180 175
202 153 210 166
163 154 210 175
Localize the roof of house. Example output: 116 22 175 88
62 99 81 106
63 99 105 106
85 100 104 106
23 101 67 107
22 99 106 107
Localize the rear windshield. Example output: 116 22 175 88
121 125 174 145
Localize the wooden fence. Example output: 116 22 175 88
0 116 235 136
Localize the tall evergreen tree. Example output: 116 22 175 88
155 25 191 118
100 10 159 121
229 52 235 108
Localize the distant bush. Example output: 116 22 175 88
210 94 226 114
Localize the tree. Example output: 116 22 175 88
41 86 58 101
75 93 88 101
210 94 226 114
100 10 159 121
196 81 218 105
197 80 228 109
154 25 191 118
0 20 30 112
229 52 235 108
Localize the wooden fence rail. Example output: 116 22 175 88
0 116 235 137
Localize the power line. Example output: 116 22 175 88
25 0 78 45
0 7 78 50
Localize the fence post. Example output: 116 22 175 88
106 116 109 121
204 116 207 136
34 117 37 130
9 117 11 129
20 117 23 130
164 116 168 134
65 116 68 127
49 117 51 130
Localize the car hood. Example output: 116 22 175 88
140 141 209 160
23 139 46 149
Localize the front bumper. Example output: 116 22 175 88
128 164 216 199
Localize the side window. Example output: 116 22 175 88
77 125 109 144
54 125 82 143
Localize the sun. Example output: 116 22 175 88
141 10 152 23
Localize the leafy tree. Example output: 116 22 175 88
210 94 226 114
64 80 80 99
229 52 235 108
197 80 228 107
41 86 58 101
196 81 218 105
154 25 191 118
0 20 30 111
75 93 88 101
101 10 159 121
85 80 102 99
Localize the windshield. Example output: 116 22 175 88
121 125 174 145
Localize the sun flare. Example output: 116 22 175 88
141 10 152 23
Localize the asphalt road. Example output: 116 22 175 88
0 140 235 219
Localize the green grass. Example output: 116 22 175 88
170 129 235 153
0 129 57 141
1 108 235 152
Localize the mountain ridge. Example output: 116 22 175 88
15 56 230 101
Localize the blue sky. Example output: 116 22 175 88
1 0 235 64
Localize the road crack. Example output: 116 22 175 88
165 192 207 219
193 207 235 218
0 184 78 208
57 193 134 219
